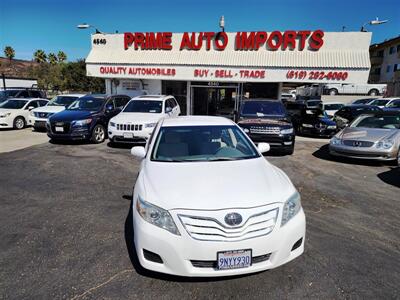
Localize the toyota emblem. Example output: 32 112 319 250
224 213 243 226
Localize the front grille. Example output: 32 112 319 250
314 123 327 129
51 122 70 134
191 253 271 268
34 112 53 118
342 140 374 147
250 126 280 134
178 208 278 242
116 123 143 131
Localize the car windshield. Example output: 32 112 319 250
369 99 389 106
68 97 105 111
0 99 28 109
324 104 344 110
0 90 20 101
386 100 400 108
48 96 79 107
151 125 260 162
353 99 374 105
351 115 400 129
241 101 286 117
123 100 162 113
307 100 322 107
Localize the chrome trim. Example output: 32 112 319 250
178 207 279 242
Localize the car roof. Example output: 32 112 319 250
243 98 279 102
56 94 85 97
347 104 379 108
6 97 47 101
161 116 234 127
134 95 171 101
378 97 400 100
323 102 344 105
360 111 400 117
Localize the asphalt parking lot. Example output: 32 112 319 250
0 136 399 299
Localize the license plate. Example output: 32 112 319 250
55 126 64 132
123 132 133 139
217 249 252 270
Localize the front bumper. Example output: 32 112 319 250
300 126 337 137
132 204 305 277
0 116 13 128
329 144 398 161
47 123 91 140
247 133 295 150
31 116 47 130
108 127 153 144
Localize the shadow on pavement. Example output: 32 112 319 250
49 139 89 146
312 144 386 167
123 197 260 282
377 167 400 188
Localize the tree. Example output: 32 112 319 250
4 46 15 60
57 51 67 63
33 50 47 63
48 53 58 65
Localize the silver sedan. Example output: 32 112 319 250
329 112 400 166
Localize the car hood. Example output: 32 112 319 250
49 109 96 122
141 157 296 210
32 105 65 113
303 115 336 125
339 127 398 142
111 112 162 124
0 108 14 115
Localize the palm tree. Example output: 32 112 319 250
33 50 47 63
48 53 58 65
4 46 15 60
57 51 67 63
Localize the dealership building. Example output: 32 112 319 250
85 30 372 115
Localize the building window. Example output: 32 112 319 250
374 68 381 75
394 64 399 72
386 65 391 73
162 81 187 115
397 45 400 53
389 47 395 54
377 50 384 57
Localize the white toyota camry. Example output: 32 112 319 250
130 116 305 277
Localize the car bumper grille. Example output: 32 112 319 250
250 126 281 134
178 208 278 242
342 140 374 147
116 123 143 131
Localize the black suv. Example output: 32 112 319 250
0 88 46 103
237 99 295 154
47 94 130 143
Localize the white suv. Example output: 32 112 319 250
108 95 180 144
29 94 85 131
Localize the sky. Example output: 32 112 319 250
0 0 399 61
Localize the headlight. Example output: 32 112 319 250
281 191 301 226
136 197 180 235
280 128 294 134
109 121 116 127
302 123 313 128
145 122 157 128
327 125 337 129
330 136 342 145
30 111 35 117
72 119 92 126
0 112 11 118
46 119 50 125
376 139 394 149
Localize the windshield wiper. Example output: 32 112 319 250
206 157 244 161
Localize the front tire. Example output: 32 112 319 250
329 88 338 96
90 124 105 144
368 89 379 96
13 117 25 130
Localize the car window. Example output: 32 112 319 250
38 100 48 106
151 125 259 162
241 101 286 117
324 104 343 110
17 91 30 98
351 115 400 129
165 99 173 109
387 100 400 108
105 99 115 110
26 101 39 109
123 100 163 113
114 97 130 109
0 99 29 109
30 91 42 98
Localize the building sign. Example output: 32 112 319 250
123 30 324 51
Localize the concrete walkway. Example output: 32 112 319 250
0 128 49 153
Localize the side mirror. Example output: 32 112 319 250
131 146 146 159
165 107 172 114
28 106 35 111
257 142 270 154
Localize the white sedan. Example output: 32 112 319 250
0 98 48 129
130 116 305 277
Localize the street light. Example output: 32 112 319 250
77 23 104 34
219 16 225 32
360 17 388 32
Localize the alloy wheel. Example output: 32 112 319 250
15 118 24 129
94 126 105 142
